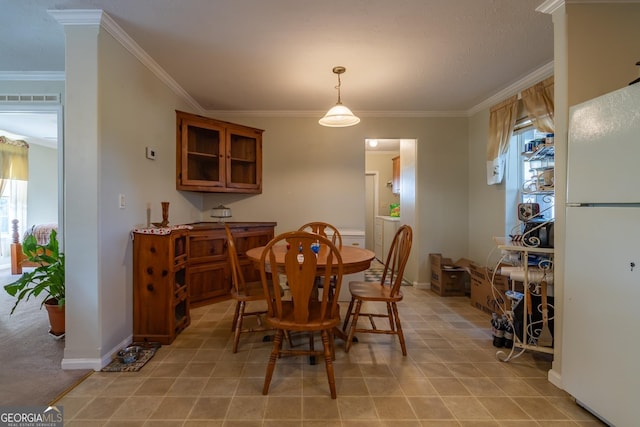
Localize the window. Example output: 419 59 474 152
505 126 554 238
0 180 28 266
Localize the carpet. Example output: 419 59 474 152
0 268 92 405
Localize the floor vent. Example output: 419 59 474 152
0 94 60 103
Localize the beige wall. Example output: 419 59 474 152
206 116 469 286
567 3 640 107
365 151 399 216
467 108 507 265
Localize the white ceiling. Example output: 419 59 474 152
0 0 554 145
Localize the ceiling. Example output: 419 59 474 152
0 0 554 147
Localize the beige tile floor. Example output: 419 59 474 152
56 285 605 426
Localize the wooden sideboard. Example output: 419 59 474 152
133 221 275 344
187 222 276 307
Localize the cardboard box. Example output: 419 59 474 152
468 262 511 315
429 253 469 296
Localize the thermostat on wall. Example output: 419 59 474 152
145 146 156 160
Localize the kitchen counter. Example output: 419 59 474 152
375 215 400 221
375 216 400 261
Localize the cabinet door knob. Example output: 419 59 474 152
146 267 153 275
147 283 154 291
162 270 168 277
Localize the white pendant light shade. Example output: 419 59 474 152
319 103 361 127
319 66 360 127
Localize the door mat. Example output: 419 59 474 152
101 342 161 372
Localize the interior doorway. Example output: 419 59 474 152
0 102 63 268
364 138 417 278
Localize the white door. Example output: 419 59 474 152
563 206 640 426
567 84 640 204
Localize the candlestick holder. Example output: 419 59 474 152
153 201 170 227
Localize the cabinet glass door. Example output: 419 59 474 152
181 119 225 187
226 127 262 190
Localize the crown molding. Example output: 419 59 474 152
205 110 468 119
536 0 565 14
466 62 554 116
49 9 204 115
48 9 103 25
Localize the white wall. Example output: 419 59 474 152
27 144 58 226
62 22 199 368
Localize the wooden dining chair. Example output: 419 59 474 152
258 231 344 399
298 221 343 248
298 221 342 300
342 224 413 355
225 224 279 353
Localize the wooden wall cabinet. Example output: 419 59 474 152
391 156 400 195
176 110 264 193
133 229 190 345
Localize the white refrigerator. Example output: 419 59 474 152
563 83 640 427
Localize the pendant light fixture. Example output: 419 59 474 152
319 66 360 127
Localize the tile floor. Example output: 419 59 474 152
56 284 604 426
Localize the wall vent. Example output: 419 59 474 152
0 94 61 103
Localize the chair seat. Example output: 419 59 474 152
266 301 340 331
348 281 404 302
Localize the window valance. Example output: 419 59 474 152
486 75 554 185
0 135 30 189
521 75 554 133
486 95 518 185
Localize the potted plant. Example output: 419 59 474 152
4 229 65 336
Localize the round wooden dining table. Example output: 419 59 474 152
245 243 375 344
245 244 375 275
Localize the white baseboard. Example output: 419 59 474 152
548 367 562 389
414 281 430 290
61 334 133 371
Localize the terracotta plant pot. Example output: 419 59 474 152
44 298 65 336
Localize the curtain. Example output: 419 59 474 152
0 136 29 259
0 136 29 196
521 75 554 133
486 95 518 185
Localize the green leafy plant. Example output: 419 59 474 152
4 229 65 315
